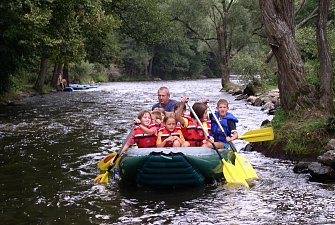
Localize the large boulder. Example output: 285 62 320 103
308 162 335 182
317 150 335 168
243 83 256 96
325 139 335 151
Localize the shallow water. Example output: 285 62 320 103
1 79 334 225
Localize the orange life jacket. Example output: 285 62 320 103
133 124 157 148
158 127 182 147
181 116 211 147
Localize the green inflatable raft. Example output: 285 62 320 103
118 147 234 188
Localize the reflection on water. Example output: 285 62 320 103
1 79 335 225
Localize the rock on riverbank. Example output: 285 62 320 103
293 139 335 183
225 82 280 115
226 82 335 184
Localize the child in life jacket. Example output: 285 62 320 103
175 97 213 147
120 110 157 154
156 115 190 147
207 99 238 149
151 110 163 130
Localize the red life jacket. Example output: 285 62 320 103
133 124 157 148
181 116 211 147
158 127 182 147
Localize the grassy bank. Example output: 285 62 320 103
253 109 335 161
223 82 335 161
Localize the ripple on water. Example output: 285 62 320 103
1 79 335 225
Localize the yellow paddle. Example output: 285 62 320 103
186 102 249 188
94 171 109 183
207 106 259 181
238 127 274 142
94 126 135 184
97 152 118 171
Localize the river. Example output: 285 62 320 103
1 79 334 225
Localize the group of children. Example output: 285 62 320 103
120 97 238 154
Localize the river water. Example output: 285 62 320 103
1 79 334 225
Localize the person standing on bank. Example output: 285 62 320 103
152 87 178 114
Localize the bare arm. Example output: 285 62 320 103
175 96 188 126
226 131 238 142
138 124 156 135
120 143 131 155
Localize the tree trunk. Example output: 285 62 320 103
148 56 153 77
63 62 69 87
220 62 230 89
317 0 333 114
34 57 48 92
217 17 230 88
51 64 63 88
259 0 317 113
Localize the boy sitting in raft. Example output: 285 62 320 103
156 115 190 147
207 99 238 149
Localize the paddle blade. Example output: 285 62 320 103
239 127 274 142
97 152 117 171
222 159 249 188
94 171 109 184
234 153 259 180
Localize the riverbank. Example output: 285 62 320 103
0 86 47 106
224 82 335 183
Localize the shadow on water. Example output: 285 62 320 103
1 79 335 225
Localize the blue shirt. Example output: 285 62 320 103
152 99 178 112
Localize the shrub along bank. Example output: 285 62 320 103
224 82 335 183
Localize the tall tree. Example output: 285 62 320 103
259 0 318 114
317 0 333 114
171 0 261 89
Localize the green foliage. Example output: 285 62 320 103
90 63 109 82
109 0 175 46
9 71 36 92
69 61 94 83
296 27 318 61
69 61 110 83
296 24 335 91
91 72 109 83
119 36 151 78
152 39 207 79
325 115 335 134
271 109 331 157
231 53 263 80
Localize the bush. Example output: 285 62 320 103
271 109 331 157
10 70 37 92
69 61 94 83
91 72 109 83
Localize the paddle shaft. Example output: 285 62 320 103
185 102 223 160
107 125 135 172
186 102 250 188
207 106 238 152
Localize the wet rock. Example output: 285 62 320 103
242 143 256 152
261 119 271 126
293 162 310 173
308 162 335 182
235 94 248 101
243 83 256 96
232 89 243 96
247 96 257 104
253 98 262 107
268 108 276 115
227 89 235 94
261 101 275 112
325 139 335 151
317 150 335 168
